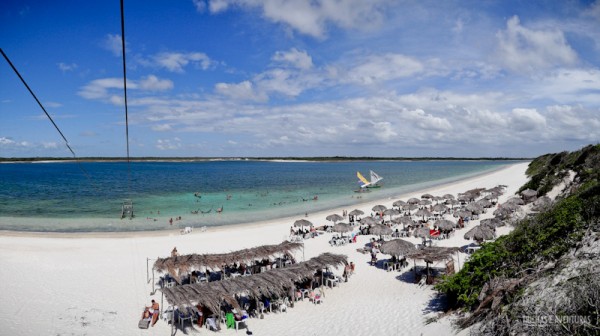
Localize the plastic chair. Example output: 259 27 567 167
177 309 193 329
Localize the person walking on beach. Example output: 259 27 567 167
169 217 173 225
171 247 178 257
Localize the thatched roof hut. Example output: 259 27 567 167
326 214 344 223
332 223 353 233
369 224 393 236
160 253 347 313
154 241 304 280
348 209 364 217
360 217 379 225
464 225 496 242
294 219 312 227
406 246 459 264
380 239 415 257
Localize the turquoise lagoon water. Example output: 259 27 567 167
0 160 520 232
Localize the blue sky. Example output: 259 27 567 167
1 0 599 158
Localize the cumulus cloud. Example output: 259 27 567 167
151 52 214 73
102 34 124 56
156 138 182 150
509 108 547 132
151 124 173 131
45 101 62 108
215 81 267 102
496 16 577 73
340 53 424 85
201 0 389 38
272 48 313 69
78 76 173 100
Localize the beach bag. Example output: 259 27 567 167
138 319 150 329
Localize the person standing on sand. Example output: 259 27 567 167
169 217 173 225
171 247 178 257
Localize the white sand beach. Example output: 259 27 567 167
0 162 529 336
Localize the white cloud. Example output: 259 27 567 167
341 53 424 85
57 62 77 72
138 75 174 91
496 16 577 73
151 124 173 131
272 48 313 69
192 0 207 12
215 81 267 102
204 0 389 38
151 52 213 73
156 138 182 150
102 34 123 57
78 76 173 100
0 137 15 145
42 142 58 149
532 68 600 104
45 101 62 108
509 108 547 132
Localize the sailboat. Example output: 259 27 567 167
356 170 383 190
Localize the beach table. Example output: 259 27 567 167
326 277 339 288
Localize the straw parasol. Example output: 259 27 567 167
443 194 455 200
393 216 415 226
477 199 492 208
415 208 432 219
494 207 512 219
413 227 431 238
532 196 552 212
432 204 448 213
392 200 406 207
501 202 520 211
372 205 387 212
383 208 400 218
421 193 434 199
332 223 353 233
455 210 472 218
407 197 420 204
360 216 379 225
419 199 432 206
521 189 538 198
403 204 419 212
434 219 456 230
480 217 503 229
348 209 364 217
369 224 393 236
446 199 460 207
464 225 496 242
326 214 344 223
506 197 524 205
294 219 312 227
432 196 444 202
466 203 484 214
380 239 415 257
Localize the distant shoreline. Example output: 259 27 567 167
0 156 531 163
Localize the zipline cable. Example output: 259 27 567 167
0 48 94 182
120 0 131 195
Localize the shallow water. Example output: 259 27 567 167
0 160 519 231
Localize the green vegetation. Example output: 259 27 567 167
436 143 600 315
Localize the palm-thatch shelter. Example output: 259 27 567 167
413 227 431 238
421 193 434 199
372 204 387 213
369 224 393 236
392 200 406 207
532 196 552 212
383 208 400 218
360 217 379 226
380 239 415 257
443 194 455 200
432 204 448 213
332 223 353 233
154 241 304 282
348 209 364 217
415 208 432 220
520 188 538 202
464 225 496 242
407 197 420 204
433 219 456 230
294 219 312 227
455 210 472 218
480 217 504 229
160 253 348 315
406 247 460 283
326 214 344 223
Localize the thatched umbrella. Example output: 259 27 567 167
393 216 415 226
419 199 432 206
432 204 448 213
380 239 415 257
393 200 407 207
294 219 312 227
521 189 538 198
455 210 472 218
332 223 353 233
477 199 493 208
406 246 459 283
360 216 380 226
369 224 393 236
481 217 503 229
466 203 484 214
326 214 344 224
415 208 432 220
434 219 456 230
407 197 420 204
348 209 364 217
443 194 455 200
532 196 552 212
494 207 512 219
372 205 387 213
432 196 444 203
383 208 400 219
506 197 524 205
403 204 419 212
413 227 431 238
446 199 460 207
501 202 520 211
464 225 495 242
421 193 434 199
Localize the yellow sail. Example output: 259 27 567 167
357 171 370 187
